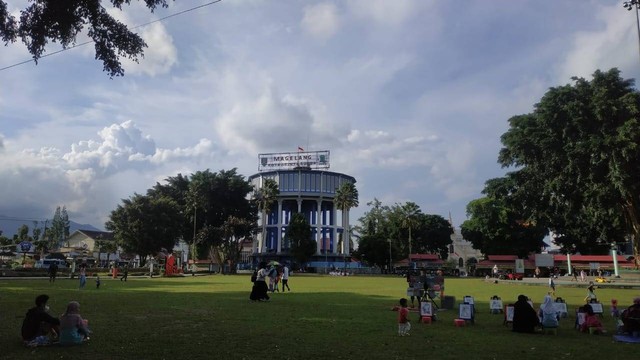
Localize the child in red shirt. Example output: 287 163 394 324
398 298 411 336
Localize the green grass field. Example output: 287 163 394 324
1 275 638 359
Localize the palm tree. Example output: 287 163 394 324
254 178 279 254
400 202 421 258
335 182 359 255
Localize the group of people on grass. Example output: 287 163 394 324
21 294 91 347
249 261 291 301
511 292 640 335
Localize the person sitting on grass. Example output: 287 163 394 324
580 304 605 334
21 294 60 346
59 301 91 345
621 297 640 335
397 298 411 336
512 295 539 333
538 294 559 329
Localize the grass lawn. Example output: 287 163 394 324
1 275 638 359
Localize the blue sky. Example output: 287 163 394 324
1 0 639 234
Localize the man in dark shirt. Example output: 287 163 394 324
21 294 60 342
48 262 58 283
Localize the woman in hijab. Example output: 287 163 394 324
538 294 559 328
59 301 90 345
249 261 270 302
512 295 539 333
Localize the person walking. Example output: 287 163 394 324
120 266 128 282
571 266 578 282
249 261 270 302
48 261 58 283
548 276 556 295
281 265 291 292
78 263 87 289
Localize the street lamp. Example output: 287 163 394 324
388 239 392 274
623 1 640 64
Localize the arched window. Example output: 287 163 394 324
458 258 464 268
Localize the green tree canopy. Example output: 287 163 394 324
105 193 182 263
287 213 315 267
148 169 257 262
208 216 254 274
354 199 453 264
497 68 640 263
0 0 170 77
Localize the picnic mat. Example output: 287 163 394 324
613 335 640 343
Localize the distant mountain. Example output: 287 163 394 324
0 215 102 238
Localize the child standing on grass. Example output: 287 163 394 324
95 275 101 289
398 298 411 336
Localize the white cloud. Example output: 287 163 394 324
347 0 423 26
122 22 178 76
215 85 344 155
301 2 341 40
558 3 638 81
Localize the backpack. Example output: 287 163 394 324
250 270 257 282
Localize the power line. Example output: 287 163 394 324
0 0 223 72
0 216 48 223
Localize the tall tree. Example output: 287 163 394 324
17 224 30 241
412 214 454 259
49 206 64 248
461 195 547 258
334 181 359 255
398 202 421 257
0 1 171 77
105 194 181 264
31 221 42 242
287 213 315 267
148 169 257 263
253 178 279 254
498 68 640 265
209 216 254 274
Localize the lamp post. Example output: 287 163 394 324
388 239 393 274
623 1 640 64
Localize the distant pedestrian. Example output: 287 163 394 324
48 262 58 283
548 276 556 295
493 265 499 278
282 265 291 292
585 285 597 303
95 275 101 289
571 266 578 282
580 269 586 282
78 263 87 289
120 266 128 282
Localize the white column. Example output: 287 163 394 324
276 199 283 253
612 245 620 277
344 209 350 255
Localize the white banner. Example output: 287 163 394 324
258 150 330 171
